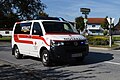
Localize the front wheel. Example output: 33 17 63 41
41 50 51 66
13 46 23 59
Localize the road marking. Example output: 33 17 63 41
104 61 120 66
112 50 120 52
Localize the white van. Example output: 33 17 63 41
12 20 89 66
0 30 12 37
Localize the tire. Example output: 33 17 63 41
13 46 23 59
41 50 51 66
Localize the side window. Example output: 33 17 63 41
14 22 31 34
64 24 73 32
64 24 70 31
32 22 43 36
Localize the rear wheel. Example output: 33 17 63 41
14 46 23 59
41 50 51 66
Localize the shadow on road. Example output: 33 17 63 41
0 64 43 80
42 66 96 80
23 56 41 61
84 51 114 65
0 64 97 80
40 52 113 79
22 51 114 67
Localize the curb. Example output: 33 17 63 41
89 46 120 50
89 47 110 50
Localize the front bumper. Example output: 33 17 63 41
50 44 89 62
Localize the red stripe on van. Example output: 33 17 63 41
31 35 49 46
14 34 33 44
18 34 29 38
14 34 49 46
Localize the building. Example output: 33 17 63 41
87 18 106 35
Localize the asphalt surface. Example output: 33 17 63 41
0 42 120 80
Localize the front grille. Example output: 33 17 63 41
65 46 87 53
64 40 85 46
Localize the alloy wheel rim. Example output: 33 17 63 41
15 48 19 57
43 53 48 63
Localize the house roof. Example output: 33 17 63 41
88 18 106 24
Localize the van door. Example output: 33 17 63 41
14 22 32 55
30 22 43 57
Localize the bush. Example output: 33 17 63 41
87 36 111 46
113 36 120 41
0 36 11 41
103 30 108 36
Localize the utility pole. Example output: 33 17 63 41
107 17 115 47
80 8 90 35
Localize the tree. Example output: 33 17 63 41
33 11 49 19
75 16 85 31
12 0 46 20
0 0 46 28
39 11 49 17
0 12 18 28
101 16 109 30
0 0 47 19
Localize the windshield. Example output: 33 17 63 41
42 21 78 34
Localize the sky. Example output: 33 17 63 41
41 0 120 24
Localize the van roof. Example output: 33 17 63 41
16 20 65 24
36 17 60 20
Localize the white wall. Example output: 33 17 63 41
87 24 104 35
87 24 101 30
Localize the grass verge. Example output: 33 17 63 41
90 44 117 48
0 36 11 41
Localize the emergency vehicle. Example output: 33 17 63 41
12 20 89 66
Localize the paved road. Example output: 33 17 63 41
1 42 120 80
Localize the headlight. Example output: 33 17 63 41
50 40 64 47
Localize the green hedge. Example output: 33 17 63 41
113 36 120 41
0 37 11 41
87 36 113 45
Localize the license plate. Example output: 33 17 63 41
72 53 82 57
